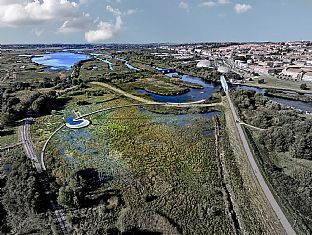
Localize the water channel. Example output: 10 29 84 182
32 52 312 112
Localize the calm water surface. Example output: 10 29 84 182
32 52 89 70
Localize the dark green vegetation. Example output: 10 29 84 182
0 52 72 128
231 89 312 234
300 83 308 90
0 148 53 234
0 89 64 126
266 88 312 103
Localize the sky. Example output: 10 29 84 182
0 0 312 44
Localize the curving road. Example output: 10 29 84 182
225 91 296 235
19 118 71 235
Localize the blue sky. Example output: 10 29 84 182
0 0 312 44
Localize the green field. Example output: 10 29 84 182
246 76 312 94
29 88 235 234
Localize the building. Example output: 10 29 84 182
282 67 303 79
196 60 212 68
66 117 90 129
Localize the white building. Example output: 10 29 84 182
196 60 212 68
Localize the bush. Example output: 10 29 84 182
300 83 308 90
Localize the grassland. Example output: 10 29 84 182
28 86 235 234
246 75 312 94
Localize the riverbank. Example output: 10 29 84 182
245 76 312 94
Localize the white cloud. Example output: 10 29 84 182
217 0 231 4
106 5 122 16
200 1 216 7
84 5 131 43
58 12 94 33
200 0 231 8
0 1 136 42
106 5 137 16
179 1 189 10
0 0 79 26
234 3 252 14
85 15 122 43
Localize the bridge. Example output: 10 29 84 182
220 75 229 92
220 76 296 235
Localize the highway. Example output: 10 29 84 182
19 118 71 235
225 91 296 235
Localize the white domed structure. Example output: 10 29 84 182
66 117 90 129
218 66 230 74
196 60 212 68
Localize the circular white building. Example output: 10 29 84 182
196 60 212 68
65 117 90 129
218 66 230 74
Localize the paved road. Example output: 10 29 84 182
19 118 71 235
20 118 43 172
225 91 296 235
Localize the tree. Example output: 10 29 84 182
300 83 308 90
258 78 265 84
1 155 52 234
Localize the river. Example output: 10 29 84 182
236 85 312 113
32 52 311 113
136 75 221 103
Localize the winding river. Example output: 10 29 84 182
32 52 312 113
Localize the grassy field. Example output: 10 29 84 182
246 76 312 94
116 76 191 96
29 87 236 234
0 127 18 147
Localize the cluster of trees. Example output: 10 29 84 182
232 90 312 160
0 89 62 126
0 153 52 234
260 119 312 160
0 176 9 233
300 83 309 90
71 59 93 79
39 76 84 90
233 90 312 232
4 81 34 93
244 127 312 234
57 169 117 210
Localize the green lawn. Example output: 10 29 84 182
246 76 312 93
